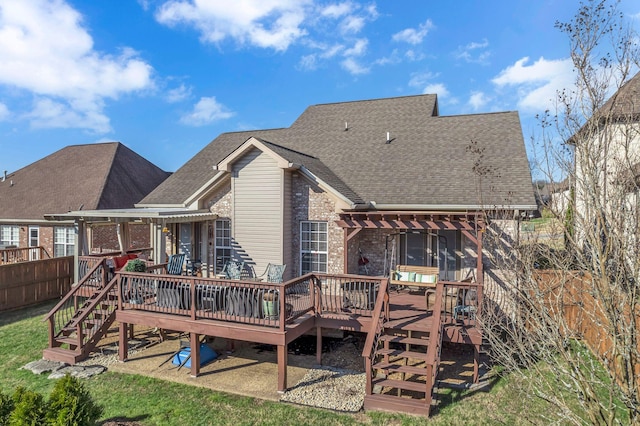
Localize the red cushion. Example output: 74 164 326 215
127 253 138 260
114 256 129 269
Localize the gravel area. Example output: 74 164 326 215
280 366 365 412
77 338 153 367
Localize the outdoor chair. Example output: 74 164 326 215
166 253 186 275
221 260 244 280
257 263 286 283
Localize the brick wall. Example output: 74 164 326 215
291 173 344 276
91 223 151 252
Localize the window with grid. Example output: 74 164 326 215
0 225 19 247
214 219 231 273
300 221 328 274
54 226 75 257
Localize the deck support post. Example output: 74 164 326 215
316 326 322 365
128 323 134 340
190 332 200 377
473 344 480 383
118 321 129 362
277 344 287 392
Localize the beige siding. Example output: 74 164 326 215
282 171 293 280
232 148 283 277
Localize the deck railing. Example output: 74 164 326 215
0 246 51 264
361 277 390 395
116 272 386 329
424 281 445 410
44 258 109 344
314 273 384 317
440 280 482 326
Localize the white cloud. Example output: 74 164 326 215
155 0 310 51
340 15 364 34
455 38 490 64
166 83 192 103
468 91 489 110
492 56 574 111
180 96 234 126
341 57 369 75
392 19 434 45
408 71 438 89
423 83 449 98
0 0 153 132
0 102 9 120
321 2 352 18
298 54 318 70
343 38 367 57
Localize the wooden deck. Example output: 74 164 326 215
43 267 483 417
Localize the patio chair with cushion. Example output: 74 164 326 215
222 260 244 280
258 263 286 283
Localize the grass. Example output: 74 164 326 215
0 301 559 425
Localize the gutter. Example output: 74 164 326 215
368 202 538 211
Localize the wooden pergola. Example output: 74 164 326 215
336 211 485 282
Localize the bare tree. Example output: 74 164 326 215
481 1 640 424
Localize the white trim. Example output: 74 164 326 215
299 220 328 274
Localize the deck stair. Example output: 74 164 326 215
362 282 445 417
43 259 117 364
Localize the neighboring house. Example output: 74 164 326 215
0 142 171 258
548 178 572 218
573 72 640 245
116 94 534 288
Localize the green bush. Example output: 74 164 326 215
9 387 46 426
123 259 146 273
0 390 14 425
46 375 102 426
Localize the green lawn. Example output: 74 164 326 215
0 302 552 425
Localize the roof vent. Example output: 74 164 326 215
344 121 348 131
2 170 6 182
386 132 390 143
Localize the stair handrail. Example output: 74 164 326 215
361 277 390 395
424 280 446 411
71 276 119 347
43 258 107 323
43 258 108 348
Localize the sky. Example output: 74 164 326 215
0 0 639 176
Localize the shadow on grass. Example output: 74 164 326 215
0 300 56 327
430 373 501 416
99 414 150 425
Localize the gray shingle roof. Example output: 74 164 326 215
599 71 640 118
141 94 535 209
0 142 171 220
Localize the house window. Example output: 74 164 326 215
54 226 75 257
300 221 328 274
0 225 19 247
214 219 231 273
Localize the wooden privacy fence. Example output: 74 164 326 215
0 256 73 311
534 270 640 390
0 246 51 264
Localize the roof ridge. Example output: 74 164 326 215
436 110 519 118
95 142 122 207
307 93 436 108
